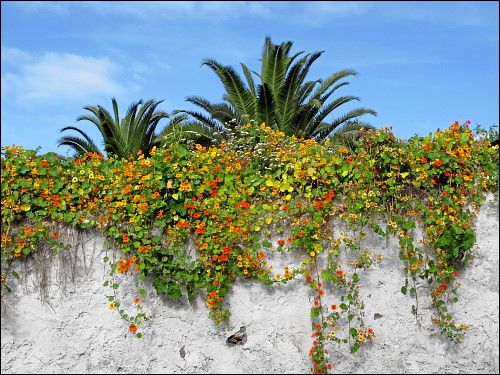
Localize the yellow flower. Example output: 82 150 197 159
109 303 115 310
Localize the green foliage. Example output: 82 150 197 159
1 120 498 374
170 36 377 146
58 97 170 158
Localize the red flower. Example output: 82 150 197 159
346 157 353 164
277 240 286 245
129 324 138 333
434 160 443 167
213 280 219 286
52 232 59 239
331 304 337 310
442 192 448 196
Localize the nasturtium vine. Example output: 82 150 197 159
1 121 498 374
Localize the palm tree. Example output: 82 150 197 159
57 98 170 159
172 36 377 146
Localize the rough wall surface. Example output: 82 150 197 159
1 195 499 374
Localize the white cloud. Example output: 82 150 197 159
293 1 373 26
379 1 498 28
1 46 33 66
1 48 126 107
10 1 281 22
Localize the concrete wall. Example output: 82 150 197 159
1 194 498 374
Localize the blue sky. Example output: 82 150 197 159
1 1 499 156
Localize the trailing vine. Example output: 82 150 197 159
1 121 498 373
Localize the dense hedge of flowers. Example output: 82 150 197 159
1 121 498 373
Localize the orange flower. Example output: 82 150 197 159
331 304 337 310
442 192 448 196
213 280 219 286
52 232 59 239
434 160 443 167
129 324 138 333
134 298 140 304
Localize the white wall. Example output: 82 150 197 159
1 194 498 374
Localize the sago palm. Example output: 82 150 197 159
57 98 170 159
172 36 377 146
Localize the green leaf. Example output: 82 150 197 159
310 307 320 318
262 240 272 248
352 273 359 283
